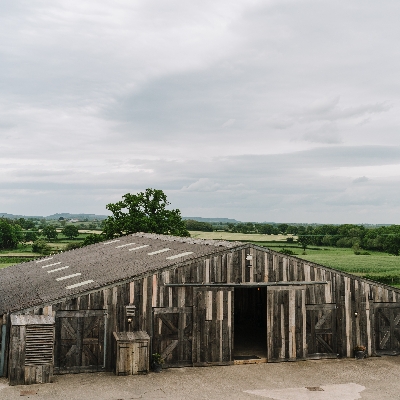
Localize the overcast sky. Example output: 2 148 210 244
1 0 400 223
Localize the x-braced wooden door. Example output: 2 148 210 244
152 307 193 367
375 304 400 355
55 310 106 373
306 304 337 358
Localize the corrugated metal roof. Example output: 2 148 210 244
0 233 243 314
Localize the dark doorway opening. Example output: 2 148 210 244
234 287 267 360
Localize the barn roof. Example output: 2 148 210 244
0 233 243 314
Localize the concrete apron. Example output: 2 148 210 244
246 383 365 399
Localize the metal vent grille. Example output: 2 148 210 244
25 325 54 366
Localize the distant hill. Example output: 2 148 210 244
1 213 108 220
183 217 240 223
0 213 43 219
45 213 108 220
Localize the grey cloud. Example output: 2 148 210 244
1 1 400 223
302 122 341 144
353 176 369 184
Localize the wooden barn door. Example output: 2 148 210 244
192 287 234 366
54 310 106 373
152 307 193 367
306 304 337 358
375 304 400 355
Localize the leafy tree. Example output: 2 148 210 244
258 224 275 235
41 225 58 241
32 239 52 254
62 225 79 240
278 224 289 234
0 218 23 249
16 218 36 230
103 188 189 238
286 225 299 235
82 233 105 246
297 235 312 253
24 231 38 243
384 234 400 256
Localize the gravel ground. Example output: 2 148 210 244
1 356 400 399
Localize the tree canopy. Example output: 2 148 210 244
41 225 58 241
0 218 23 250
102 189 189 238
62 225 79 240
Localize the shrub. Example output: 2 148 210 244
279 248 296 255
65 242 83 251
82 234 104 246
32 240 52 255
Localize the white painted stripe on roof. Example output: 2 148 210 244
116 242 136 248
128 245 150 251
66 280 94 290
56 273 82 281
148 248 170 255
103 240 120 245
166 252 194 260
36 257 53 263
41 262 61 269
47 266 69 274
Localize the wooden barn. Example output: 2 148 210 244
1 232 400 385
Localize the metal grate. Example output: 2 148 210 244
25 325 54 366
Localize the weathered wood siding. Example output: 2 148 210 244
5 244 400 378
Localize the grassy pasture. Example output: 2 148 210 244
189 231 400 288
262 242 400 286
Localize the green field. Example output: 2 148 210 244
189 231 400 287
0 230 101 269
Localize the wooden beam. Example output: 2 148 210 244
164 281 328 288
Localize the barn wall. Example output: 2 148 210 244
7 244 400 376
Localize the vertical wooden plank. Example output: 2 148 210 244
302 289 307 358
264 253 269 282
216 291 223 321
205 259 210 283
221 253 227 283
241 250 246 283
216 255 222 283
141 279 147 331
206 291 213 320
192 288 199 364
267 290 274 361
282 258 288 282
288 289 296 360
0 323 6 377
152 274 158 308
129 282 135 304
249 248 254 283
280 302 285 360
228 290 232 361
227 253 232 283
344 277 351 357
304 264 311 282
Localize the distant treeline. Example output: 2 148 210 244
295 224 400 255
185 220 400 256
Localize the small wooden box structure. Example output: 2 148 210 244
113 331 150 375
9 315 55 386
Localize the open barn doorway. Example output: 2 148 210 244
234 287 267 362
